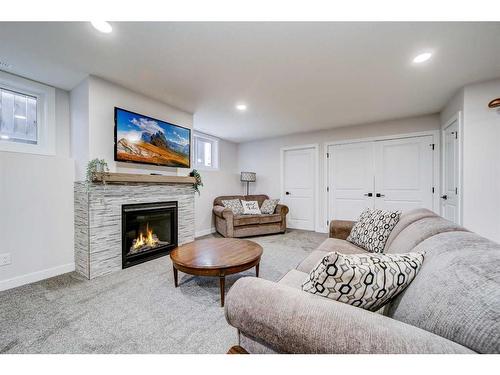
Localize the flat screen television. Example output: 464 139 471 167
114 107 191 168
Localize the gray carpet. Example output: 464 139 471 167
0 229 326 354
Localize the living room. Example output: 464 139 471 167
0 1 499 373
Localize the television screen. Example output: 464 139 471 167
114 107 191 168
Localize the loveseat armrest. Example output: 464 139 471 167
213 205 233 220
225 277 473 354
329 220 355 239
275 204 289 216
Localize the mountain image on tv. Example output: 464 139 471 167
115 108 190 168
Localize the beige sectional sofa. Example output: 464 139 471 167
213 195 288 238
225 208 500 354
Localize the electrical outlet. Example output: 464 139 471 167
0 253 11 266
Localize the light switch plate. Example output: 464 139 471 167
0 253 11 266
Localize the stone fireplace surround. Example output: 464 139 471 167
74 181 195 279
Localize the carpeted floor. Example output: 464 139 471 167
0 229 326 354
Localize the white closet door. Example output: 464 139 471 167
373 136 434 212
328 142 374 221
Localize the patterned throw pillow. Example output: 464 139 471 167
347 208 401 253
221 199 244 215
260 199 279 214
241 200 261 215
302 251 425 312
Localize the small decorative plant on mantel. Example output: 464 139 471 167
189 169 203 195
86 158 110 184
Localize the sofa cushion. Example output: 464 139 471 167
317 238 367 254
242 200 262 215
386 231 500 354
244 195 269 207
347 208 401 253
302 251 425 312
259 214 282 224
214 195 244 207
278 269 309 289
233 214 261 226
385 216 468 254
384 208 438 250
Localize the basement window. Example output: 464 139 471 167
193 131 219 170
0 71 55 155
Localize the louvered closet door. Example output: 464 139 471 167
373 136 434 212
328 142 374 221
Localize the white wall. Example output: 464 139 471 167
238 114 440 231
70 75 194 180
194 138 241 237
0 86 74 291
462 79 500 242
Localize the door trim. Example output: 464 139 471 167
441 111 463 225
280 144 320 232
323 130 441 232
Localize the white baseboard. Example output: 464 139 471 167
0 263 75 292
195 227 216 238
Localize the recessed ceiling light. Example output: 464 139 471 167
236 104 247 111
90 21 113 34
413 52 432 64
14 115 26 120
1 134 10 140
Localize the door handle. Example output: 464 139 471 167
441 195 448 200
285 191 291 195
364 193 373 197
376 193 385 198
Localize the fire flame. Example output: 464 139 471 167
132 223 158 250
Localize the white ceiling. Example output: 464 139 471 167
0 22 499 142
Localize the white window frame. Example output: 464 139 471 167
193 131 219 170
0 71 56 155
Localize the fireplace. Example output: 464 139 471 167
122 201 178 268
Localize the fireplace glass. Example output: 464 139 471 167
122 201 178 268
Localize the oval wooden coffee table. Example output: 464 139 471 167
170 238 263 307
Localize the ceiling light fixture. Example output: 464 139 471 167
90 21 113 34
14 115 26 120
1 134 10 140
236 104 247 111
413 52 432 64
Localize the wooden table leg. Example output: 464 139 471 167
173 266 178 287
256 263 260 278
220 275 225 307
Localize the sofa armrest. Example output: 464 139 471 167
275 204 289 216
213 205 233 220
225 278 473 354
329 220 355 239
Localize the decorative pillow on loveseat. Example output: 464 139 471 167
302 251 425 312
260 199 279 214
347 208 401 253
241 200 261 215
221 199 244 215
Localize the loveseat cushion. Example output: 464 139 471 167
385 231 500 354
259 213 282 224
233 214 261 226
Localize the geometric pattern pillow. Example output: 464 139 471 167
302 251 425 312
260 199 280 214
221 199 244 215
347 208 401 253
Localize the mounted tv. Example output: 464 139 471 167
114 107 191 168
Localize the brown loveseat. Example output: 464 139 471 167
213 195 288 238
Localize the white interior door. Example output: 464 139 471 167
441 120 460 224
328 142 374 221
282 147 316 230
373 136 434 212
327 135 436 224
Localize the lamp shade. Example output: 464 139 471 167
240 172 256 182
